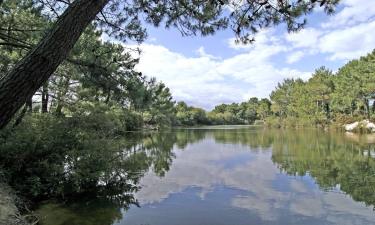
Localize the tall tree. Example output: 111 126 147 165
331 52 375 119
0 0 109 127
306 67 334 120
270 79 299 117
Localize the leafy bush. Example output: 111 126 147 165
0 113 143 201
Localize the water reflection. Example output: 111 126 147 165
34 127 375 225
36 200 123 225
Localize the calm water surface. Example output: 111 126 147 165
36 126 375 225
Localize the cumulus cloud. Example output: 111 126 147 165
123 0 375 108
285 28 322 49
319 20 375 60
285 21 375 61
322 0 375 28
131 29 309 109
284 0 375 62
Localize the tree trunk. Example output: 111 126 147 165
0 0 109 129
26 96 32 112
12 104 28 128
105 91 111 104
325 102 330 119
41 83 49 113
364 98 370 119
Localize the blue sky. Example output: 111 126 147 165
127 0 375 110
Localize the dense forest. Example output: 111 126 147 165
0 0 340 129
0 1 373 133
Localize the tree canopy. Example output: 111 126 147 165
268 51 375 128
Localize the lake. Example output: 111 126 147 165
35 126 375 225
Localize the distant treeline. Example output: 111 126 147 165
175 50 375 127
173 98 271 126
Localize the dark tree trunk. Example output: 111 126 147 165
41 83 49 113
26 96 32 112
13 94 33 127
12 105 28 128
105 91 111 104
0 0 109 129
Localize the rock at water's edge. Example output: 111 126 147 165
344 120 375 132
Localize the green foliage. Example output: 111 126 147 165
143 81 176 128
331 53 375 118
268 53 375 128
174 98 271 126
0 0 47 74
0 116 208 206
175 101 208 126
0 1 177 131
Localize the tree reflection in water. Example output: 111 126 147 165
31 130 206 225
2 127 375 224
209 128 375 209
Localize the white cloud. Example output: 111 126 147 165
285 28 322 49
195 46 220 60
284 0 375 62
318 21 375 60
322 0 375 28
130 33 309 109
286 51 305 64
